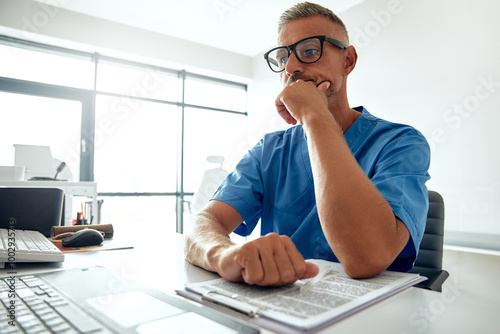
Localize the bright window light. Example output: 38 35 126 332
0 91 82 179
0 44 94 89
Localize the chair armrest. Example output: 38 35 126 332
415 270 449 292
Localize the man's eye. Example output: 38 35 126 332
303 48 318 57
278 55 289 65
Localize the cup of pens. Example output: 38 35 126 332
74 203 89 225
75 212 88 225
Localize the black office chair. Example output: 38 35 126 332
409 190 449 292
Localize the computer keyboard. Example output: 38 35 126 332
0 274 110 334
0 229 64 267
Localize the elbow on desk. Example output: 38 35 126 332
341 257 389 279
335 238 401 278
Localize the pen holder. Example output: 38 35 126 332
75 219 88 225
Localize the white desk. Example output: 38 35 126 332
0 181 98 226
4 231 500 334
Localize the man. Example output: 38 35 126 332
185 2 430 286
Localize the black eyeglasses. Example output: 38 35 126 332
263 35 348 73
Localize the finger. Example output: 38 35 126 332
281 236 308 281
300 262 320 280
317 80 331 94
257 246 282 286
277 105 295 125
236 243 264 285
275 96 297 125
270 238 297 285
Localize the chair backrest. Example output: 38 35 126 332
410 190 449 291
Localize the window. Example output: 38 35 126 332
0 36 248 233
183 107 247 192
0 43 94 89
94 94 178 193
96 61 178 102
0 91 82 179
184 75 246 112
99 196 177 232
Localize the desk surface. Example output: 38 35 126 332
5 229 500 334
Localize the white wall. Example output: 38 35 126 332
343 0 500 243
248 0 500 248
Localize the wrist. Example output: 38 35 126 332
206 242 233 273
213 244 245 282
302 111 342 137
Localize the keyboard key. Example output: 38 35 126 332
49 321 72 333
21 277 43 288
47 298 68 308
38 310 60 324
0 322 20 334
16 287 36 299
16 314 46 333
21 322 47 334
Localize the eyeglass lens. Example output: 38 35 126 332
267 37 323 72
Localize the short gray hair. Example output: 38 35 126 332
278 2 349 43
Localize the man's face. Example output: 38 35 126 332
278 16 348 98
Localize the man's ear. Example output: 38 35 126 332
343 45 358 76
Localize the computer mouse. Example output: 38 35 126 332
62 229 104 247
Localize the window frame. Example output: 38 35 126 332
0 35 248 233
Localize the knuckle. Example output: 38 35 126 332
261 272 280 287
295 262 307 278
240 240 258 254
281 269 295 283
264 232 279 240
244 275 259 286
279 234 292 243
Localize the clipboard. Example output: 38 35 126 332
176 288 308 334
176 260 427 334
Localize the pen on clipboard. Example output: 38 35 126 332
202 291 261 318
300 268 329 292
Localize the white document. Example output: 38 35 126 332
184 260 425 331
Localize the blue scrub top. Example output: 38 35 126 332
212 107 430 272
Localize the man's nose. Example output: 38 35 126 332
284 51 304 76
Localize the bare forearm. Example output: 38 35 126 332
303 115 407 277
184 210 235 273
